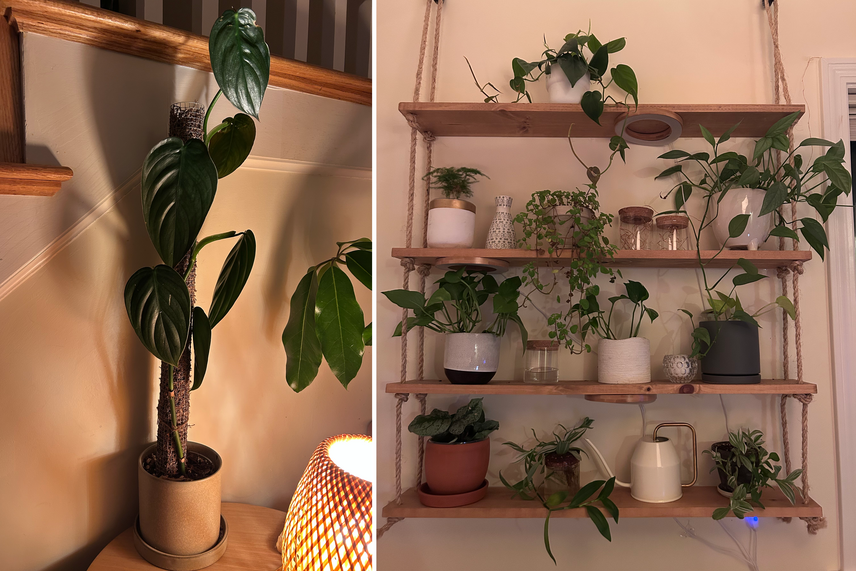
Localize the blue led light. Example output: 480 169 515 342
745 516 759 529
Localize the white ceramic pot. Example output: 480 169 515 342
444 333 500 385
548 206 594 248
712 188 773 250
427 199 476 248
597 338 651 384
663 354 699 384
546 68 591 104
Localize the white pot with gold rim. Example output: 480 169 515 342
427 198 476 248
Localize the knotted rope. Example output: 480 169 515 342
764 0 824 533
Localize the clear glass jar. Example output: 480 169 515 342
524 340 559 383
656 214 691 250
539 453 581 498
619 206 654 250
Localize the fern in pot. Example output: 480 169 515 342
123 9 269 562
383 268 527 384
424 166 488 248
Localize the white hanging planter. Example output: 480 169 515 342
427 199 476 248
597 338 651 384
546 68 591 104
712 188 773 251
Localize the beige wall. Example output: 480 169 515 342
0 36 371 571
376 1 853 570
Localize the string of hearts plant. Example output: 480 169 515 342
124 8 270 478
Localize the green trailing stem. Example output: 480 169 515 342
203 89 222 141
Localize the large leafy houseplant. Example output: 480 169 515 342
282 239 372 393
124 8 270 478
408 397 499 444
705 428 802 520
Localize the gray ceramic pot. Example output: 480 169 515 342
699 321 761 384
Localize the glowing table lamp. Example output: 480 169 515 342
281 434 374 571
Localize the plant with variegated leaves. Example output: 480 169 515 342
124 8 270 478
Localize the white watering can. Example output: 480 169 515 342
584 422 698 504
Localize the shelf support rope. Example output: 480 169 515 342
764 0 825 534
382 0 445 539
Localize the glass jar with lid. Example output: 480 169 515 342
619 206 654 250
655 214 691 250
524 340 559 383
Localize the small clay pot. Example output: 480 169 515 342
424 438 490 495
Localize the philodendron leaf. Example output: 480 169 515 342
283 269 323 393
209 230 256 328
776 296 796 320
770 225 799 241
124 265 191 366
142 137 218 267
191 307 211 391
345 250 372 290
611 64 638 106
581 90 604 125
207 113 256 178
799 217 829 260
209 8 271 119
728 214 750 239
363 323 372 347
760 181 788 216
316 265 366 388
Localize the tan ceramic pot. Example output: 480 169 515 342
424 438 490 495
138 442 223 557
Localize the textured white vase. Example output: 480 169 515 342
444 333 500 385
485 195 515 249
597 338 651 384
427 199 476 248
712 188 773 250
546 69 591 104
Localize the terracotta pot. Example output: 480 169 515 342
138 442 223 559
424 438 490 495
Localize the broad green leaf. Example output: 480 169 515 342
426 288 451 307
718 122 741 145
382 289 426 311
191 307 211 390
587 34 603 54
656 165 683 179
543 511 556 565
141 137 218 267
124 265 191 366
316 265 366 388
624 280 649 303
408 409 451 437
712 507 731 520
345 250 372 290
207 113 256 178
699 124 715 147
605 37 626 53
581 90 604 125
737 258 759 275
799 217 829 260
611 64 637 105
776 296 796 320
589 44 609 78
363 322 372 346
209 230 256 328
645 307 659 322
733 273 765 286
283 269 323 392
736 166 761 188
572 479 605 506
558 55 588 87
597 476 615 501
675 183 692 210
728 214 750 239
770 225 800 241
765 111 801 138
753 137 773 162
798 137 835 147
658 150 691 160
732 309 760 328
602 497 619 523
209 8 271 119
337 237 372 251
760 181 788 216
586 505 612 541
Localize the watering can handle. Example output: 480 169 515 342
582 438 630 488
654 423 698 487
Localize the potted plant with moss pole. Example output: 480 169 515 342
123 9 268 567
424 166 488 248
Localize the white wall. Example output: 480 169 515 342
0 34 371 570
376 1 853 570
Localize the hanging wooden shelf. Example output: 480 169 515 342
392 248 812 270
386 379 817 396
382 486 822 520
399 103 805 139
0 163 73 196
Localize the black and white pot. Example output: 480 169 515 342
700 321 761 384
597 338 651 384
427 199 476 248
443 333 500 384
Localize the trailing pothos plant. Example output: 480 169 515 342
704 428 802 520
124 8 269 478
501 418 618 563
509 27 638 125
282 239 372 393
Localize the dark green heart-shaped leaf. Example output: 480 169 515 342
142 137 218 267
589 44 609 78
316 265 365 388
625 280 649 303
191 307 211 390
283 268 323 393
558 54 588 87
124 265 191 366
581 90 604 125
345 250 372 290
605 38 626 53
799 217 828 260
760 180 788 216
733 273 765 286
209 230 256 328
728 214 750 238
208 113 256 178
611 64 637 105
382 289 426 311
209 8 270 119
776 296 796 320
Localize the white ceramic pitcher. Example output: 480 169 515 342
584 422 698 503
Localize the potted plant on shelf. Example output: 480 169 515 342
383 268 528 384
123 8 269 565
501 418 617 564
424 166 488 248
572 281 659 384
281 238 372 392
705 428 802 519
408 398 499 507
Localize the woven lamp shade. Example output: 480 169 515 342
281 434 373 571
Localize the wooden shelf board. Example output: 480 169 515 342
382 486 822 519
0 162 73 196
385 379 817 396
399 103 805 138
2 0 371 106
391 248 812 269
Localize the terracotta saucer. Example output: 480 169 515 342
417 479 488 508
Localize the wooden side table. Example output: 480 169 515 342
88 502 285 570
